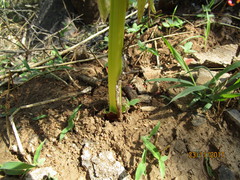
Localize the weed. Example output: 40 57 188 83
59 104 81 141
126 23 143 34
32 114 47 121
135 122 168 180
0 140 46 176
197 0 215 49
179 41 197 54
148 37 240 110
161 6 184 34
138 40 160 56
122 98 140 113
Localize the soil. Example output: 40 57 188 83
0 2 240 180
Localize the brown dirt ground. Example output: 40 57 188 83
0 10 240 180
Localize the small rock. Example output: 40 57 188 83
191 114 207 127
140 106 156 112
224 109 240 128
193 44 238 67
196 68 230 85
174 140 187 154
137 94 152 103
217 165 236 180
196 68 217 85
142 66 161 80
175 175 189 180
25 167 57 180
132 76 146 94
81 142 131 180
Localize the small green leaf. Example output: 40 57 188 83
159 159 166 179
59 104 81 141
148 121 161 138
170 85 208 104
220 93 240 99
32 115 47 121
0 162 35 175
142 136 161 160
33 140 46 165
128 98 140 106
135 161 147 180
160 155 168 162
147 48 160 56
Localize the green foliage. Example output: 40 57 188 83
0 140 46 176
135 122 168 180
0 0 10 8
148 38 240 110
32 114 47 121
162 17 184 28
122 98 140 113
98 0 156 115
33 140 46 166
162 6 184 29
59 104 81 141
179 42 197 54
162 37 195 84
138 40 159 56
197 0 215 48
0 162 35 175
126 23 143 33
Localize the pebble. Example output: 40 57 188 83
217 165 236 180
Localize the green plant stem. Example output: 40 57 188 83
108 0 127 113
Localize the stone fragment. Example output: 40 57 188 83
132 76 147 94
191 114 206 127
196 68 230 85
81 142 131 180
217 165 236 180
25 167 57 180
141 67 161 80
224 109 240 128
193 44 238 67
173 140 187 154
137 94 152 103
140 106 156 112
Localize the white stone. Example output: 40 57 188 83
25 167 57 180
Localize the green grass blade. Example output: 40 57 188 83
33 140 46 165
141 136 161 160
220 93 240 99
148 121 161 138
209 62 240 85
128 98 140 106
159 158 167 179
213 81 240 100
0 162 35 175
135 149 147 180
161 36 196 85
59 104 81 141
169 85 208 104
